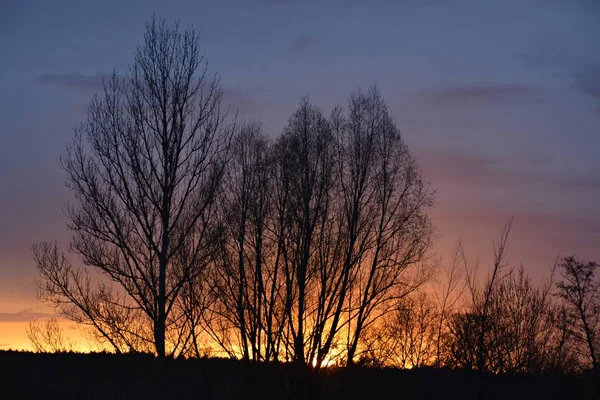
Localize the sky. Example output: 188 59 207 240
0 0 599 350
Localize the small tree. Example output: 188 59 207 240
447 229 580 374
434 241 466 367
386 292 438 369
27 318 77 353
454 219 512 372
556 256 600 381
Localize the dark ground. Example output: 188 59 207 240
0 350 595 399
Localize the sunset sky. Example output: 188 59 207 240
1 0 599 350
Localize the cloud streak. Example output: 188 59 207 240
417 83 543 107
291 35 320 51
515 51 600 107
34 72 109 91
0 309 56 323
222 87 273 115
262 0 308 5
571 66 600 102
415 145 600 192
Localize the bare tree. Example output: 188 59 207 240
27 318 77 353
338 87 435 366
247 87 435 370
203 121 286 361
460 219 513 372
485 266 565 373
213 87 435 370
274 97 335 366
546 302 581 373
383 292 438 369
434 241 466 367
446 224 578 374
556 256 600 383
448 264 578 374
448 220 512 372
33 16 232 357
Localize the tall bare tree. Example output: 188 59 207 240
203 121 285 361
336 87 434 366
33 16 232 357
267 87 434 368
274 98 336 366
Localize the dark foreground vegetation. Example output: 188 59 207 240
1 350 595 400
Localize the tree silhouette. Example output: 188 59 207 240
275 97 335 368
447 224 579 374
32 16 232 357
190 88 435 369
335 87 435 366
203 121 284 361
556 255 600 389
434 241 466 367
26 318 77 353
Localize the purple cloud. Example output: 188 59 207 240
263 0 308 5
34 72 109 91
515 51 600 106
222 87 270 112
415 146 527 187
414 145 600 191
514 50 572 70
571 66 600 102
386 0 446 7
0 309 57 323
291 35 320 51
434 207 600 247
250 85 270 93
417 83 543 106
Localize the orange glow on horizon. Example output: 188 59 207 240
0 320 94 353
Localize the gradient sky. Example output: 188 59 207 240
1 0 599 350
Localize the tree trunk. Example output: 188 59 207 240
156 207 169 358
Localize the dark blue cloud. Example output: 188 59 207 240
291 35 320 51
417 83 543 106
263 0 309 5
515 52 600 105
571 66 600 102
250 85 270 93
